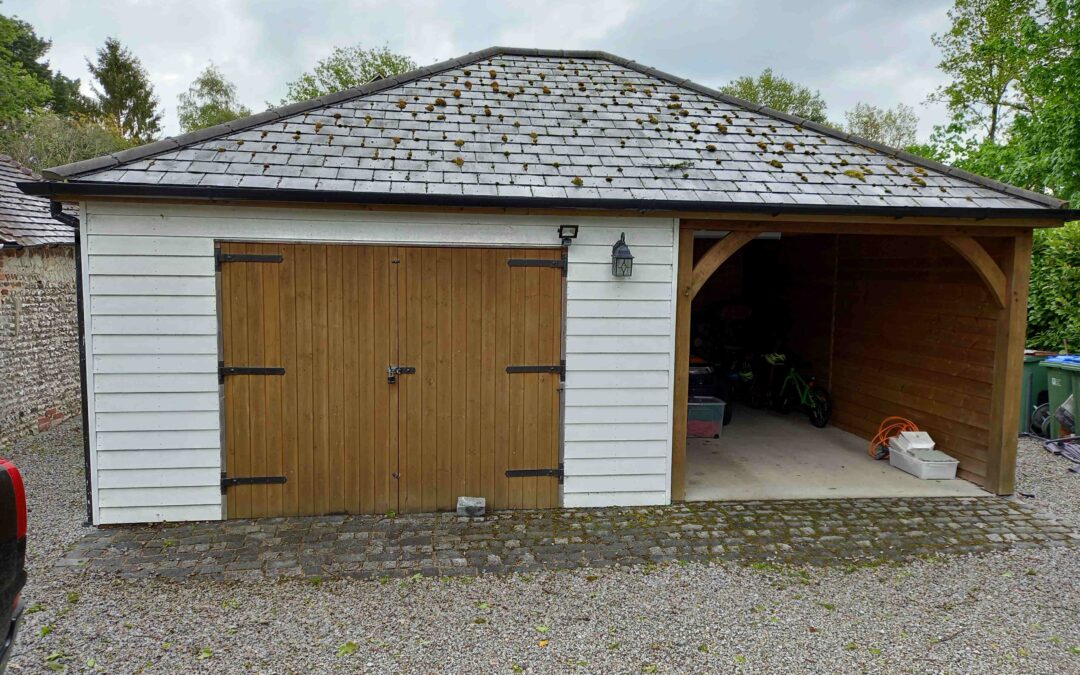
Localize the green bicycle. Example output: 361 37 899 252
776 364 832 428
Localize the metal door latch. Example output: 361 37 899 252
387 365 416 384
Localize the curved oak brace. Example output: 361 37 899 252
942 236 1007 309
688 231 756 300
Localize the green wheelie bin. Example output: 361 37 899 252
1039 356 1080 438
1020 353 1050 434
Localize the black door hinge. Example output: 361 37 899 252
219 361 286 384
507 257 567 278
506 363 564 375
506 462 564 484
221 474 287 493
215 247 284 269
506 360 565 381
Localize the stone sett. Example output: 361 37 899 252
56 497 1078 581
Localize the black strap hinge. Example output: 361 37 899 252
215 248 284 269
219 362 286 384
506 363 564 375
221 474 287 493
505 463 564 484
507 258 565 270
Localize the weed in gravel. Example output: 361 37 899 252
336 641 359 657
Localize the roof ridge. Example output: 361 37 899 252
38 46 1066 210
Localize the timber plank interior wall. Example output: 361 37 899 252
830 236 997 485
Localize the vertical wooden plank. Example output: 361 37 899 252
451 249 468 506
480 249 497 504
294 244 315 515
371 246 390 513
341 245 359 513
509 253 525 509
421 247 438 509
522 262 540 508
436 248 453 510
387 245 400 513
671 227 694 502
248 243 270 517
398 247 417 513
261 243 283 518
465 248 483 499
279 243 299 516
358 246 375 515
326 245 345 513
986 232 1032 495
311 245 330 514
494 249 511 510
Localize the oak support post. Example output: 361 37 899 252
986 232 1032 495
671 228 694 502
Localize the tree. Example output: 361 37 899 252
1028 222 1080 350
177 64 252 133
718 68 829 123
925 0 1079 205
86 37 162 143
843 102 919 148
281 44 416 103
930 0 1037 142
0 13 89 116
0 15 52 121
0 112 130 172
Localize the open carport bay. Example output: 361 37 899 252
686 408 988 501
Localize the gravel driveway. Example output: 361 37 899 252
5 423 1080 674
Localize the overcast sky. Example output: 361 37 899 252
7 0 954 139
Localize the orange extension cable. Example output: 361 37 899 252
869 416 919 459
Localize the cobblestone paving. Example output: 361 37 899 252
58 497 1079 581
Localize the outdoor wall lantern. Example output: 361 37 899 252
558 225 579 246
611 232 633 278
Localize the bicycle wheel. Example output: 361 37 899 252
809 388 832 428
1030 402 1051 438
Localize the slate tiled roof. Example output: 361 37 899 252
0 155 74 247
31 48 1067 213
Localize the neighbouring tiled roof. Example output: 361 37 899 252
34 48 1066 212
0 155 73 247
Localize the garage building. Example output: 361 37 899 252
20 48 1076 524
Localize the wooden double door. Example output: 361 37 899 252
219 242 564 518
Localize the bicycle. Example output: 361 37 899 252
776 365 832 428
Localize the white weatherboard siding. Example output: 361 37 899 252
83 202 677 523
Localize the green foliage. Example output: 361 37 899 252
719 68 828 123
0 13 89 116
930 0 1036 142
0 15 52 121
86 37 162 143
927 0 1080 346
177 63 252 133
925 1 1080 205
843 102 919 148
281 44 416 103
0 111 130 172
1027 224 1080 350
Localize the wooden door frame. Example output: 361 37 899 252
671 220 1035 501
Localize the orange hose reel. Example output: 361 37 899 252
869 416 919 459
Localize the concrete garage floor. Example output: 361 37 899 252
686 407 989 501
